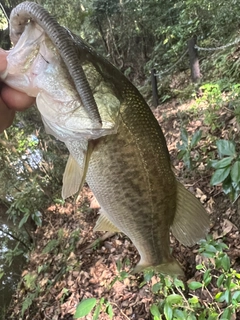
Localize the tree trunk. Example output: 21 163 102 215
188 36 201 83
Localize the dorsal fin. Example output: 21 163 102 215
171 181 210 247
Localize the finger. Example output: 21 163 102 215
1 84 35 111
0 97 15 133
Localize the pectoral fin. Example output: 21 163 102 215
62 155 83 199
171 181 210 247
62 141 94 199
94 211 121 232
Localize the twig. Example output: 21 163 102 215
0 3 9 22
80 231 116 252
174 283 195 312
0 227 31 250
110 302 131 320
43 311 52 320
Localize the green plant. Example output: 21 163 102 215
73 259 130 319
210 139 240 201
148 237 240 320
4 243 25 267
196 83 224 131
177 128 202 169
20 273 40 317
74 297 114 319
109 259 129 288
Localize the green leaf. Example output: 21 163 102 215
152 282 161 293
74 298 97 318
196 264 204 270
177 149 187 160
224 289 231 304
144 269 154 282
220 306 232 319
203 270 212 286
205 244 217 253
19 214 29 229
190 130 202 148
225 276 232 289
21 292 36 316
180 128 188 146
216 242 228 250
164 277 172 287
210 157 233 169
232 290 240 302
42 239 59 254
207 312 218 320
217 274 225 287
166 294 182 305
173 309 187 320
31 211 42 227
188 281 202 290
216 140 236 156
215 292 225 302
173 278 185 289
150 304 161 317
231 160 240 182
106 304 114 319
222 176 233 195
164 302 173 320
177 142 187 151
210 166 231 185
24 273 37 290
183 154 192 169
221 254 230 271
0 270 4 280
188 296 199 304
93 302 101 320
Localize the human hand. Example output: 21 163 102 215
0 49 35 133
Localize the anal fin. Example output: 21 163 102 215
94 211 121 233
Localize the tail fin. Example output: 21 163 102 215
132 259 184 276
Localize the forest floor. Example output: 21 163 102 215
8 99 240 319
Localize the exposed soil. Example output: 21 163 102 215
7 100 240 319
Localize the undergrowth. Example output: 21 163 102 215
74 237 240 319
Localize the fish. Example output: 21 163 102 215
2 2 210 275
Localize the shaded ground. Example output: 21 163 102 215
7 99 240 319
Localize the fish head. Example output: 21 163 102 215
3 21 121 143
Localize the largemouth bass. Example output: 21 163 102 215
2 2 209 275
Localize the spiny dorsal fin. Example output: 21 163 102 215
171 181 210 247
94 211 121 232
62 155 83 199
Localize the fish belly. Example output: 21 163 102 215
86 87 177 268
